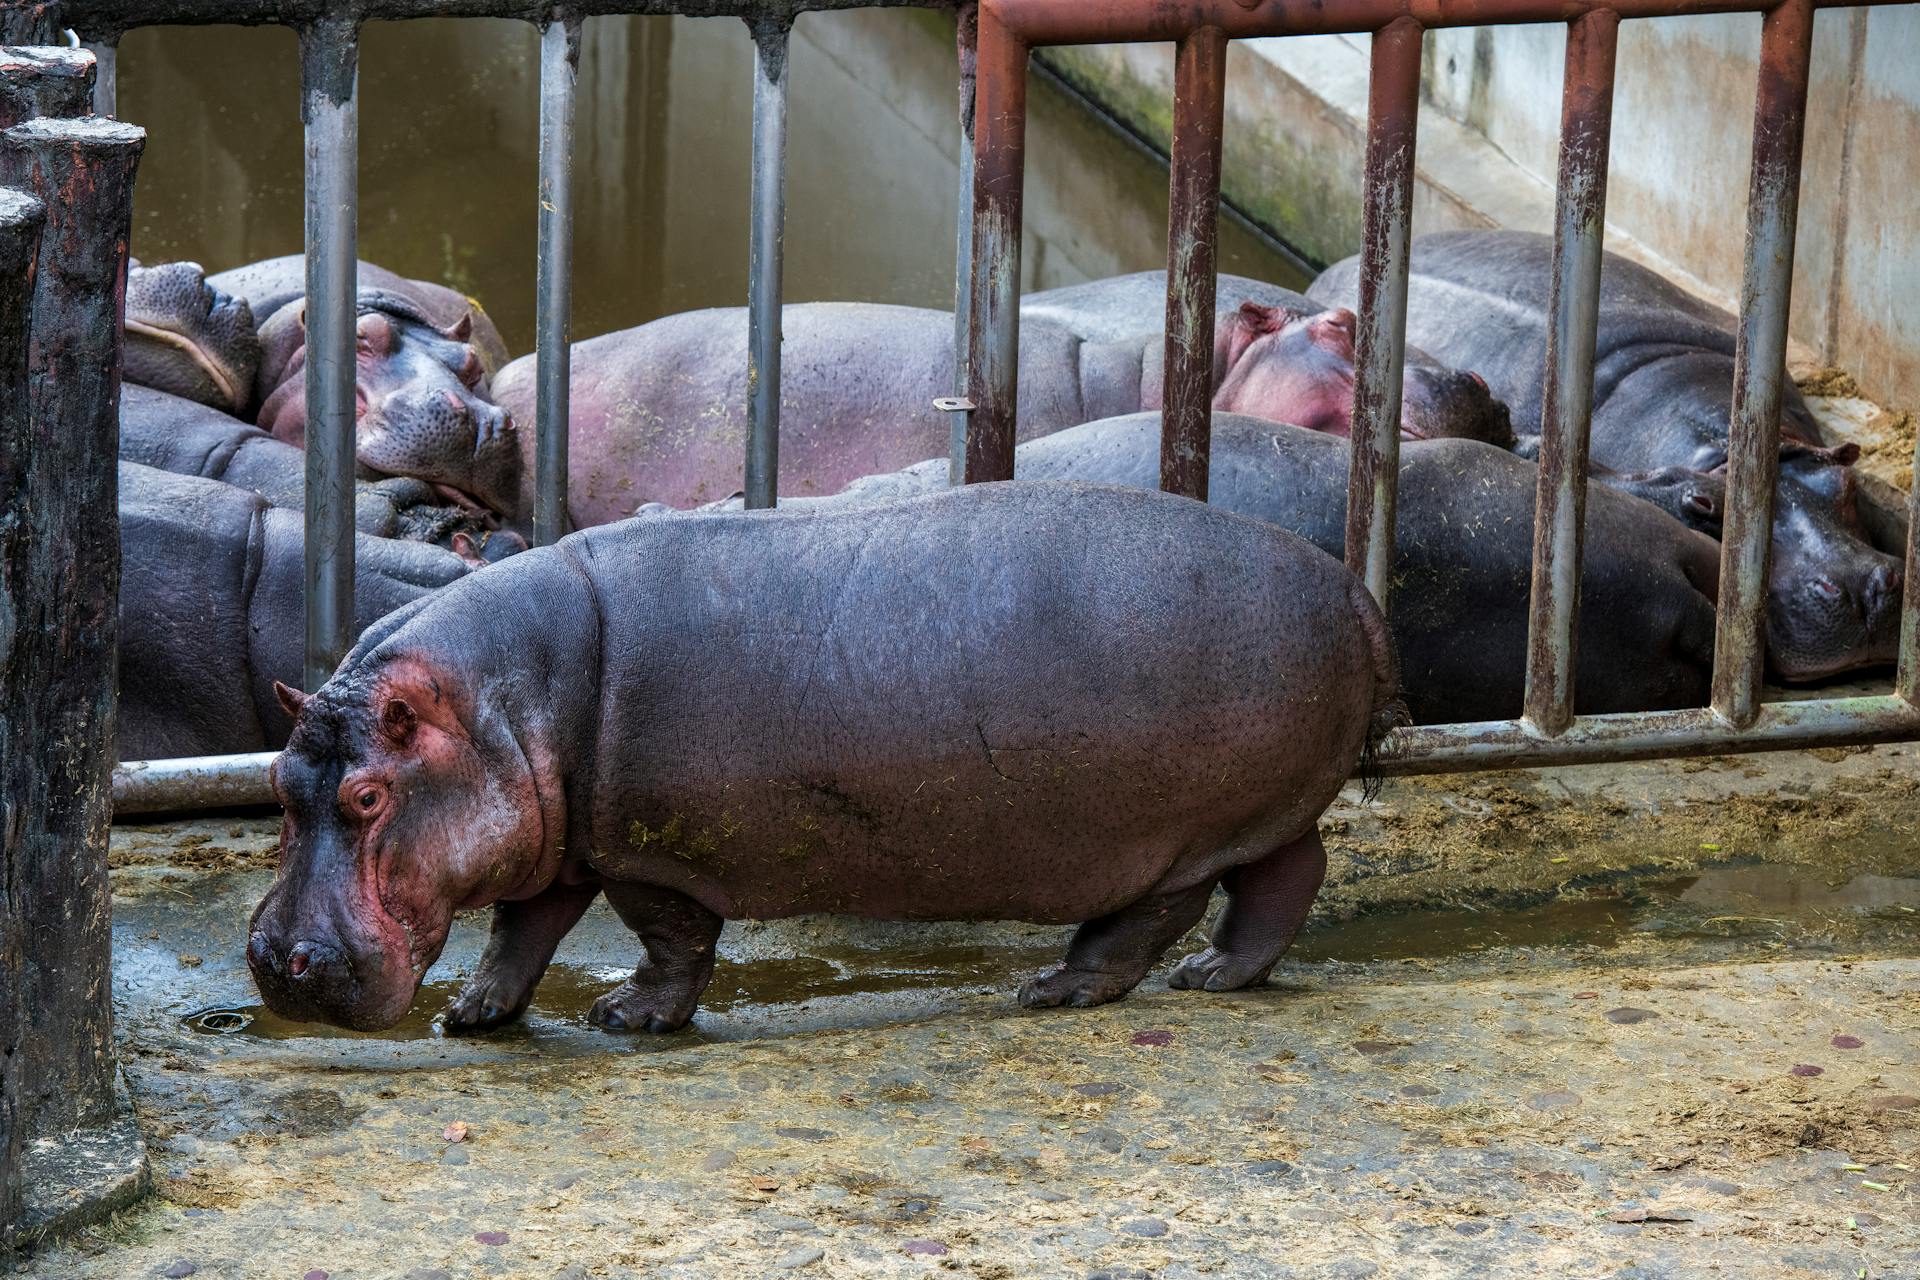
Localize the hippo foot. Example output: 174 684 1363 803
587 971 699 1034
1168 947 1275 993
1017 964 1140 1010
439 979 532 1034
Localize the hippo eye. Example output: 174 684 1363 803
354 785 383 814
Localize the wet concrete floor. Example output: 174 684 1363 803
21 744 1920 1278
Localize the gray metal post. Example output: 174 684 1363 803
534 15 581 546
84 39 116 116
299 17 359 690
744 17 790 510
947 1 977 485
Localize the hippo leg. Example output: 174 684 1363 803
1169 829 1326 992
1018 880 1217 1010
587 882 725 1034
442 880 602 1033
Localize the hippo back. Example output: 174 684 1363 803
1022 271 1312 344
121 384 307 507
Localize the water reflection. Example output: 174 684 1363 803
120 10 1304 356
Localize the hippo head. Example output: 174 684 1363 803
1767 442 1902 681
122 261 261 415
1598 444 1901 681
255 292 522 517
1211 302 1513 445
249 658 557 1029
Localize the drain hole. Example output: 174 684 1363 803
183 1006 255 1035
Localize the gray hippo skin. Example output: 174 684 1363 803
246 483 1404 1032
711 414 1720 724
124 260 261 416
1023 271 1513 447
118 462 475 761
1311 230 1902 681
490 286 1507 529
120 386 527 561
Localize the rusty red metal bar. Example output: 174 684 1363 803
1711 0 1815 729
1342 17 1421 605
964 0 1027 483
1521 8 1620 736
1159 24 1227 501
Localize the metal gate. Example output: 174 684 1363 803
960 0 1920 775
18 0 1920 809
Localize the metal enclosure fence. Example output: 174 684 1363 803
13 0 1920 807
961 0 1920 774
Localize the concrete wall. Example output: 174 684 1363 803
1043 8 1920 407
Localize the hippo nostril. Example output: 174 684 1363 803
1809 575 1842 602
1468 371 1488 391
288 948 311 978
246 931 274 970
287 940 337 980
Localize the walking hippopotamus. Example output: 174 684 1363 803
1310 230 1902 681
704 414 1720 724
124 260 261 416
489 283 1509 529
123 257 524 519
120 385 526 560
119 463 478 761
1022 271 1513 446
246 483 1403 1032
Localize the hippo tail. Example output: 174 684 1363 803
1346 575 1409 801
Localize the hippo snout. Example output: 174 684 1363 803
1865 563 1903 630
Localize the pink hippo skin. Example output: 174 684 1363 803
490 289 1511 529
246 482 1404 1033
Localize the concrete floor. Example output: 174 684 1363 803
18 743 1920 1279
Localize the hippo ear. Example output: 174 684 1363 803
443 311 474 344
1825 441 1862 467
449 531 486 567
274 680 310 720
380 696 419 747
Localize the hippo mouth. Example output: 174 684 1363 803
124 316 245 410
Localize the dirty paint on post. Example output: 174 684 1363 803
1342 17 1422 609
1522 8 1618 736
1711 0 1814 729
1160 24 1226 502
964 1 1027 484
300 17 360 691
744 15 790 509
534 14 581 545
0 112 145 1167
947 0 978 485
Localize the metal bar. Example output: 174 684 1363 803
299 17 359 691
533 14 580 545
62 0 1907 44
1521 9 1619 736
1710 0 1814 729
111 753 280 816
1381 696 1920 776
743 16 790 509
1903 417 1920 704
964 1 1027 483
947 0 978 486
83 39 116 117
1342 16 1422 607
1160 23 1227 502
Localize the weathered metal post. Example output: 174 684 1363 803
534 13 581 545
83 38 115 116
947 0 977 485
1342 16 1423 609
0 110 151 1245
1160 24 1227 501
299 16 360 690
743 15 790 509
1711 0 1813 728
964 0 1027 483
1522 9 1619 735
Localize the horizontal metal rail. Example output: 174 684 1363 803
967 0 1920 771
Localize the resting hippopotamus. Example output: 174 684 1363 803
246 483 1403 1032
120 385 526 561
1022 271 1513 446
490 283 1509 529
123 257 524 519
124 260 261 416
118 463 477 761
704 414 1720 724
1310 230 1902 681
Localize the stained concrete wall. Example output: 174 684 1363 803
1043 8 1920 408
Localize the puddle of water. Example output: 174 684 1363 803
120 13 1305 356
